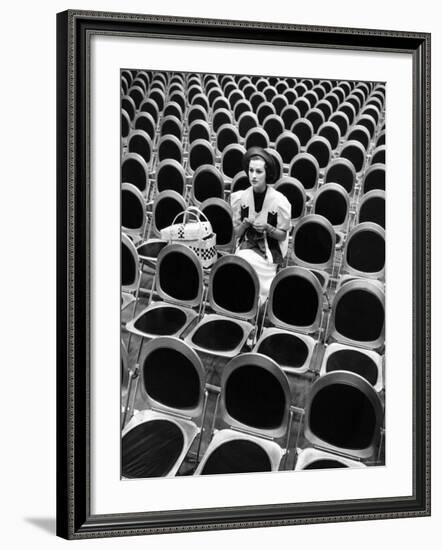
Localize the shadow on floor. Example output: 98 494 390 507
25 517 56 535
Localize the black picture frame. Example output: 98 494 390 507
56 9 431 540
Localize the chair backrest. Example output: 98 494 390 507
155 159 186 196
357 190 385 228
312 182 349 231
188 104 208 125
191 165 224 205
233 99 252 122
293 97 310 117
139 336 206 419
342 222 385 279
281 105 301 131
212 108 232 133
272 94 289 115
231 170 251 194
139 98 160 124
217 353 292 443
262 114 285 143
121 110 131 139
304 371 383 459
200 198 235 252
121 95 136 121
169 90 186 113
306 136 332 170
340 140 367 173
256 101 276 125
362 163 385 194
216 123 239 153
121 233 140 292
148 88 165 111
324 158 356 195
275 131 301 165
318 121 341 150
267 266 323 334
134 112 156 141
156 244 204 307
292 214 336 271
188 120 211 144
160 115 183 141
244 127 270 150
208 255 259 321
121 153 149 194
291 118 314 147
328 279 385 350
127 129 153 165
329 111 350 137
274 177 306 222
305 108 325 133
289 153 320 193
151 190 186 236
371 145 386 165
357 114 377 139
316 99 333 121
188 139 215 173
121 183 146 236
163 100 183 121
339 102 356 125
221 143 246 180
237 112 259 139
250 90 266 111
347 125 371 151
157 134 183 164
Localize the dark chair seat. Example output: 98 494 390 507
133 305 188 336
200 438 272 475
122 419 184 478
191 317 245 352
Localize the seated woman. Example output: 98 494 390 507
231 147 291 304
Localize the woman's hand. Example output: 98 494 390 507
252 221 268 233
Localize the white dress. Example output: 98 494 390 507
231 186 291 304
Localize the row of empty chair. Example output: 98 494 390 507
120 69 386 479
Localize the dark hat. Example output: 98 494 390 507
242 146 278 184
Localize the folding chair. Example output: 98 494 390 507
190 165 225 206
319 342 383 392
324 158 356 195
200 198 236 253
127 129 153 166
342 222 385 281
121 153 150 195
288 153 320 196
254 266 323 373
121 183 148 241
194 353 293 475
340 140 367 174
302 371 383 462
185 255 260 358
275 131 301 166
122 337 207 478
126 244 204 343
306 136 332 170
362 163 386 194
357 190 385 228
291 118 314 147
157 135 183 164
327 279 385 351
188 139 215 174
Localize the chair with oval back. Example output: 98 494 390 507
184 255 260 358
253 266 323 374
194 353 293 475
122 337 208 478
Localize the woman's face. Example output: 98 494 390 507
248 157 267 193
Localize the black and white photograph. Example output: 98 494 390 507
120 69 386 479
